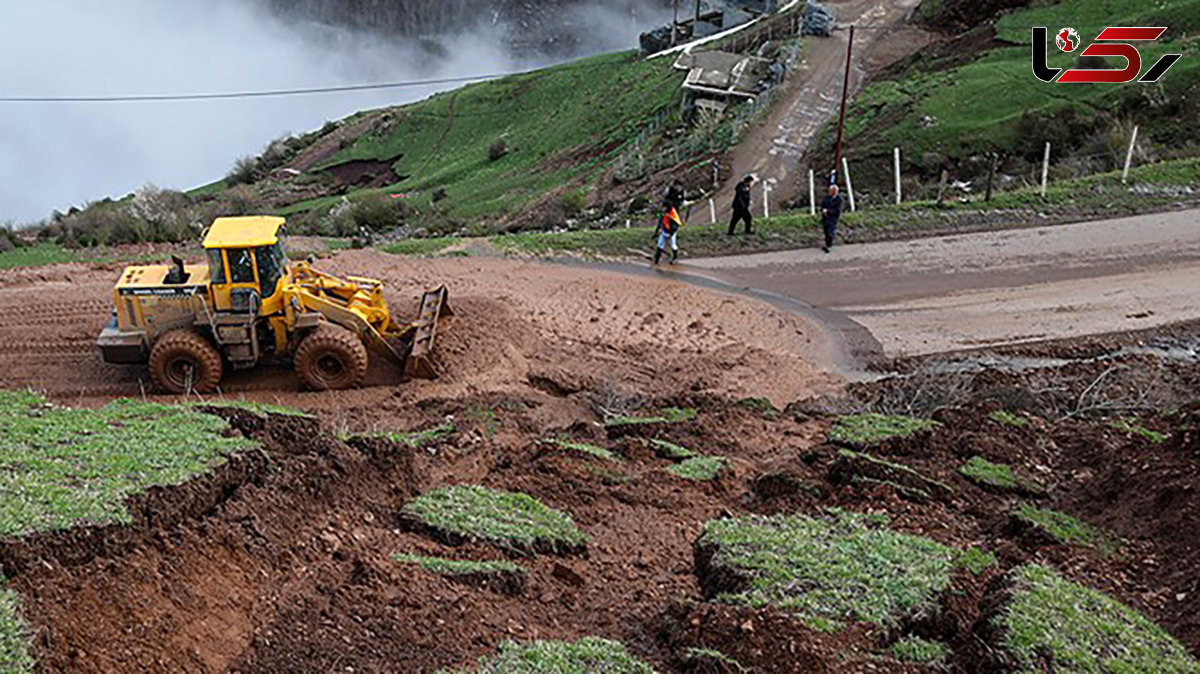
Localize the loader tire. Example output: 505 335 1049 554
295 325 368 391
149 330 223 394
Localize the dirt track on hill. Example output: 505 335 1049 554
712 0 931 220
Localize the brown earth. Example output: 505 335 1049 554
0 251 837 409
2 250 1200 671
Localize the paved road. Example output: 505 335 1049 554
686 209 1200 357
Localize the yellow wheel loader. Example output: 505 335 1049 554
96 216 451 394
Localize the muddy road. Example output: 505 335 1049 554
0 253 837 409
688 208 1200 357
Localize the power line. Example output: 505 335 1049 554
0 57 643 104
0 73 509 103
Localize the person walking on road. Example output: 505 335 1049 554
820 185 844 253
654 207 683 265
728 175 755 235
663 181 685 213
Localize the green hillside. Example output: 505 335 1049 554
826 0 1200 198
289 51 682 223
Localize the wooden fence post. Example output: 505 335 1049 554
893 147 902 205
986 153 998 201
1122 125 1139 184
842 157 856 212
1041 141 1051 197
809 169 816 216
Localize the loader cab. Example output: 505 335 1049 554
202 216 290 316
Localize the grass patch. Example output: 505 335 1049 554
401 485 587 553
697 509 955 632
604 407 697 428
1110 418 1169 445
955 546 998 576
682 647 746 673
666 456 726 481
392 553 525 576
1013 504 1119 555
189 399 314 419
998 564 1200 673
0 391 258 537
546 438 620 462
889 636 950 667
648 438 697 460
834 449 954 501
827 413 937 446
738 397 778 418
0 243 82 269
959 457 1045 494
444 637 656 673
349 422 456 449
989 410 1029 429
0 589 32 673
379 236 461 257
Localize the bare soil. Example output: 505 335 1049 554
2 250 1199 671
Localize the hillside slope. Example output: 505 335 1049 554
812 0 1200 203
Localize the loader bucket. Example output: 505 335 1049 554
405 286 452 380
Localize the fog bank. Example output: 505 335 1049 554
0 0 665 224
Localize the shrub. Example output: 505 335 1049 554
488 139 509 161
561 189 589 215
349 193 411 233
226 155 260 186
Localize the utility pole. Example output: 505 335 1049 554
671 0 680 46
832 25 855 186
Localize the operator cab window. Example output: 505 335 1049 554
228 248 255 284
207 249 227 284
255 243 286 297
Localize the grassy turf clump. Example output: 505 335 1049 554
889 636 950 667
349 423 456 449
959 457 1045 494
0 590 32 673
827 413 937 446
682 647 746 672
547 438 619 462
955 546 998 576
998 564 1200 673
392 553 524 576
989 410 1029 428
1013 505 1118 555
401 486 586 554
445 637 656 673
697 510 955 632
604 407 698 428
0 392 258 537
667 456 727 481
189 399 314 419
1110 418 1169 445
738 397 778 418
648 439 697 460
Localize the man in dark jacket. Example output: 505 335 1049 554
663 181 685 212
728 175 755 235
820 185 844 253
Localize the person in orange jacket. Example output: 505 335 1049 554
654 207 683 265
